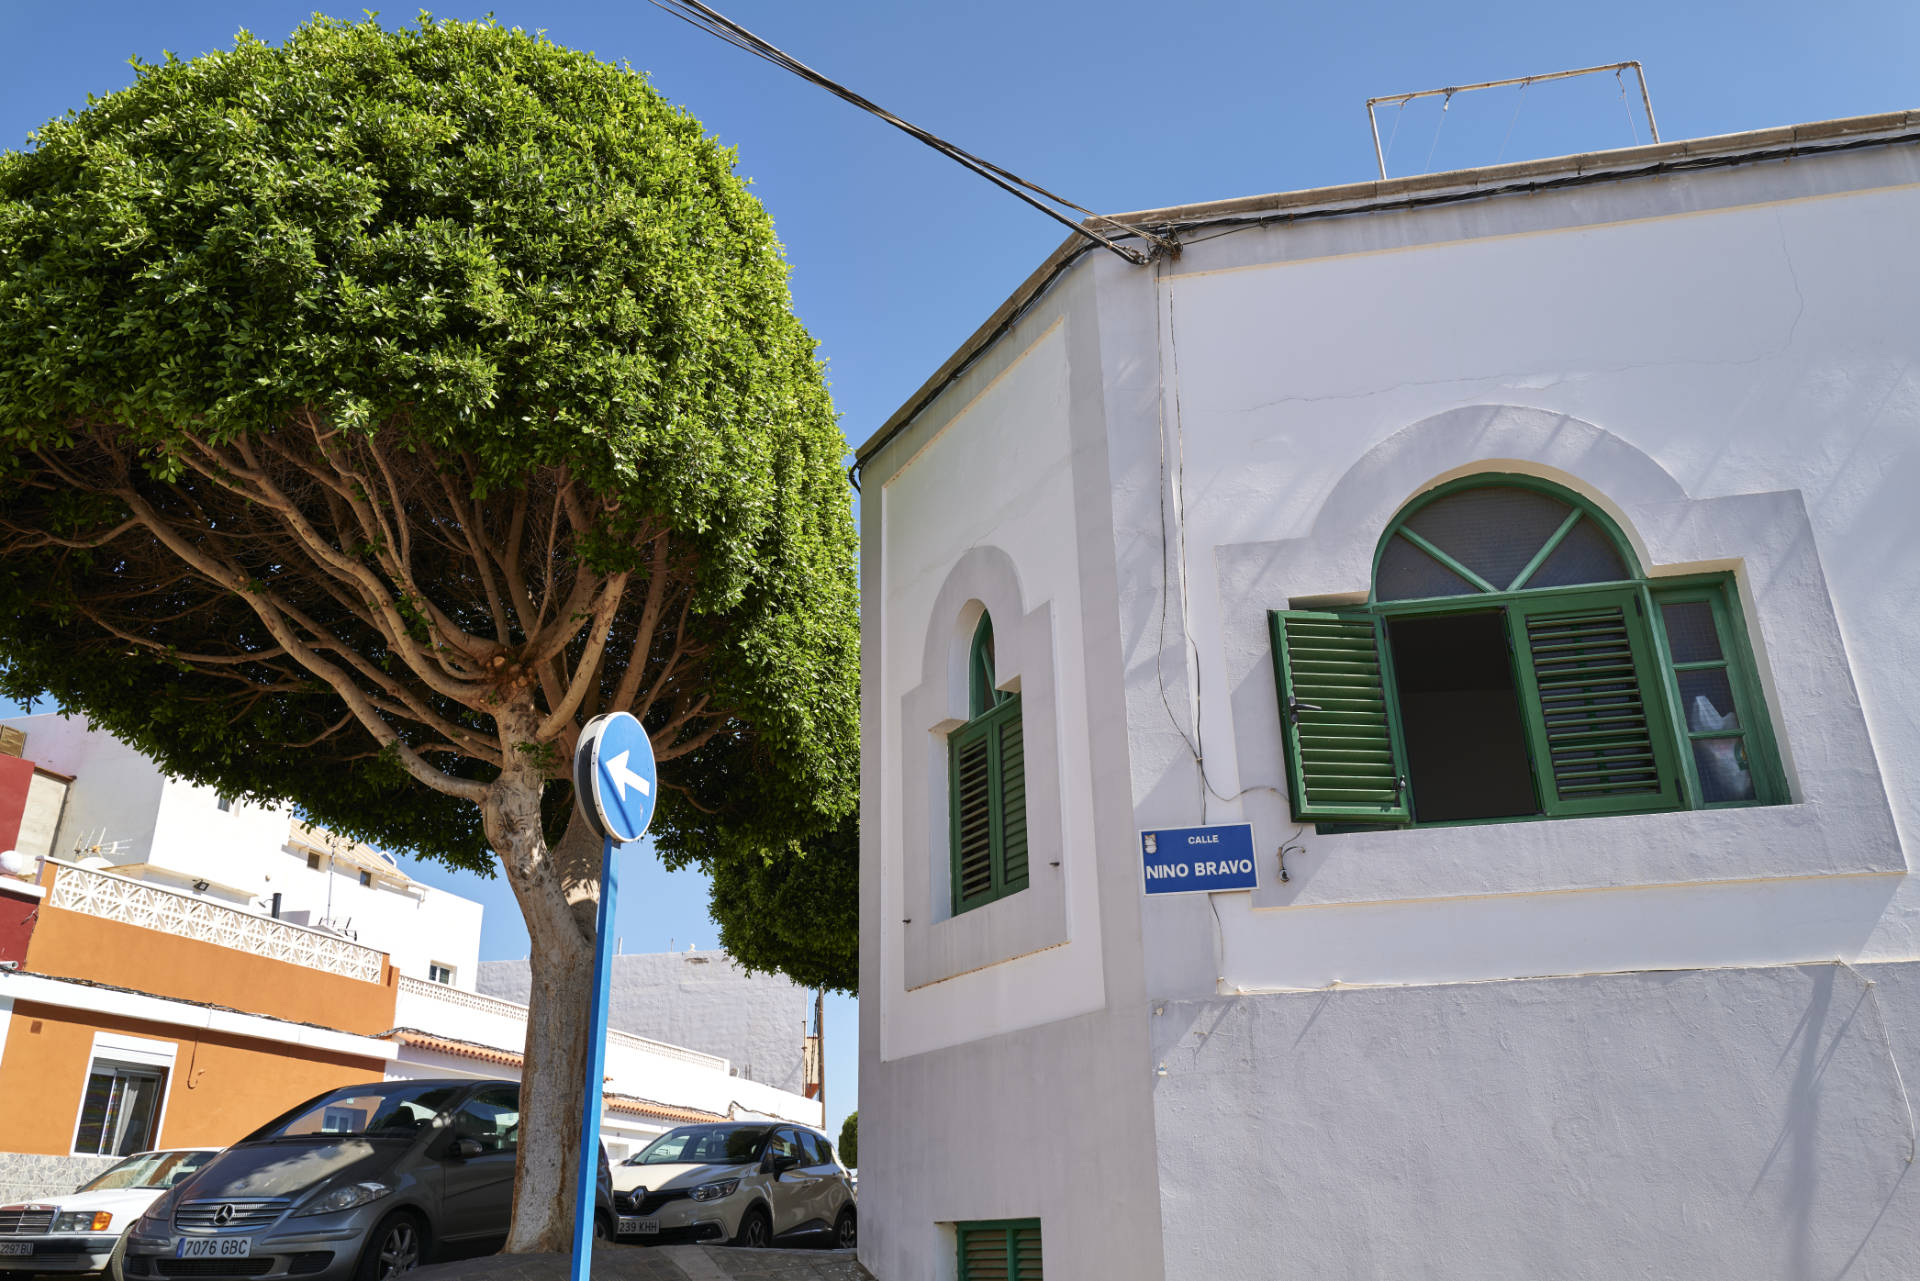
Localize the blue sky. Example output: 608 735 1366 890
4 0 1916 1145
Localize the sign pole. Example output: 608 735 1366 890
567 712 655 1281
569 834 618 1281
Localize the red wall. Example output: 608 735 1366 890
0 753 32 850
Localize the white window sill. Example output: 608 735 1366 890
1248 800 1902 912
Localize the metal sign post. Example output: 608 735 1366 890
568 713 658 1281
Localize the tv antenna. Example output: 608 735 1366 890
1367 60 1660 180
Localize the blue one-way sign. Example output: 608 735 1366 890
1140 823 1258 895
574 711 657 845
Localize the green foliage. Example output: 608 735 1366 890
838 1109 857 1169
0 15 857 988
705 814 857 993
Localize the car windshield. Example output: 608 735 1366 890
80 1151 215 1191
629 1125 767 1166
253 1083 465 1140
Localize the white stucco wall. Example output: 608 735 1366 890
270 844 483 991
392 977 823 1129
477 951 809 1094
858 257 1169 1281
6 714 165 865
1115 137 1920 1279
877 319 1109 1060
1128 142 1920 997
861 122 1920 1280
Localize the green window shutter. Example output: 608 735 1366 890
950 695 1026 914
997 710 1028 891
1268 611 1409 823
1507 588 1681 816
958 1219 1042 1281
951 719 996 910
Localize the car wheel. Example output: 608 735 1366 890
355 1211 427 1281
594 1212 611 1242
834 1205 857 1250
106 1229 131 1281
731 1204 772 1248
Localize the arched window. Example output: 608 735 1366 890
1271 475 1783 827
950 613 1028 913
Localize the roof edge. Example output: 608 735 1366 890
853 109 1920 472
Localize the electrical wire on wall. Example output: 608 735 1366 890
1837 958 1917 1165
1151 253 1288 827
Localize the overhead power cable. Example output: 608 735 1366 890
648 0 1173 265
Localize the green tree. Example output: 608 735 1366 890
0 16 857 1250
839 1109 859 1169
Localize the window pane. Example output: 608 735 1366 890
111 1072 164 1156
1678 669 1741 732
1403 486 1572 591
1660 602 1723 664
266 1083 463 1137
75 1071 114 1155
1376 534 1480 601
1693 737 1756 802
453 1086 521 1152
1523 518 1630 589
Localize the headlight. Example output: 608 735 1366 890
53 1211 113 1233
688 1179 740 1203
293 1182 393 1218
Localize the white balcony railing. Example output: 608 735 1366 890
395 975 730 1071
47 860 387 984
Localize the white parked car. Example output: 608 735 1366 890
0 1150 217 1279
612 1122 854 1249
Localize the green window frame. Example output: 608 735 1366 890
957 1218 1042 1281
1270 474 1786 828
950 614 1029 914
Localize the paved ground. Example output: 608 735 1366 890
410 1244 873 1281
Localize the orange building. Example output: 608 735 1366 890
0 859 401 1201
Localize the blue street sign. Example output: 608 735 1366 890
575 712 657 845
1140 823 1259 895
567 712 657 1281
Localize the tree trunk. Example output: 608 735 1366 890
483 718 604 1254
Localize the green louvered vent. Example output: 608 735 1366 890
1270 612 1409 822
998 715 1028 890
958 1220 1042 1281
1524 605 1662 800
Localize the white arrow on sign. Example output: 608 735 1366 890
605 750 652 803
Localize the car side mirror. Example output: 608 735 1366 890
449 1137 483 1160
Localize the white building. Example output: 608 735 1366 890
387 976 824 1157
856 111 1920 1279
477 950 817 1097
2 712 483 989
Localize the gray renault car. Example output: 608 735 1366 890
121 1079 612 1281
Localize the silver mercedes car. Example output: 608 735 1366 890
121 1079 612 1281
